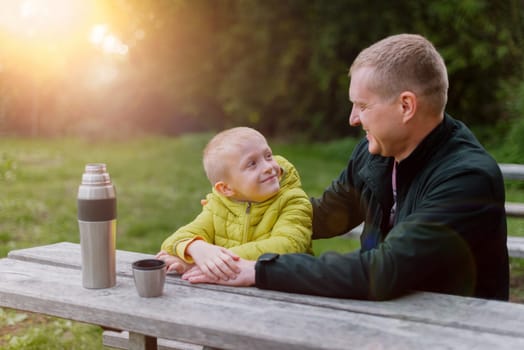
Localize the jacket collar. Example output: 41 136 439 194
359 113 456 204
395 113 456 193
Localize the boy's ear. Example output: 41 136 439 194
214 181 235 197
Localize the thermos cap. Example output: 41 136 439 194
82 163 111 185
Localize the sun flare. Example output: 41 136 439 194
0 0 89 39
90 24 128 56
0 0 128 82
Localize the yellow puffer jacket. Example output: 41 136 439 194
160 155 313 261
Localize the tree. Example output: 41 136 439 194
0 0 522 140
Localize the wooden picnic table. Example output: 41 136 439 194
1 242 524 350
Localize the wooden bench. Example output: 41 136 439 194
103 330 203 350
499 163 524 181
3 242 524 350
499 163 524 257
506 202 524 218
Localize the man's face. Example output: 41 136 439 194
349 67 404 158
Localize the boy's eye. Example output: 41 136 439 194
265 153 273 160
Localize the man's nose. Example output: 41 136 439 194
349 106 361 126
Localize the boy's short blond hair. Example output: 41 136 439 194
203 127 267 185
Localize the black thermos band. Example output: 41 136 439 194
78 198 117 221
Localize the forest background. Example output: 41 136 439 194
1 1 524 348
0 0 523 156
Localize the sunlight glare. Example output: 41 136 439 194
89 24 107 45
1 0 88 38
89 24 129 56
20 1 39 19
0 0 97 79
85 62 119 89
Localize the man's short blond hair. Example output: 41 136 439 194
203 127 267 185
349 34 448 114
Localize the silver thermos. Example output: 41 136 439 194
77 163 117 289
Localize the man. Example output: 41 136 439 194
183 34 509 301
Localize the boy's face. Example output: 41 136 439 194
222 137 281 203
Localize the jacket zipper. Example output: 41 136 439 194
242 202 252 243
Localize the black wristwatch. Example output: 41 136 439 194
258 253 279 263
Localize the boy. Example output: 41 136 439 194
156 127 312 281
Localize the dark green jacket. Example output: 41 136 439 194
255 114 509 300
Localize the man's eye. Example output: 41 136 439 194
351 103 366 112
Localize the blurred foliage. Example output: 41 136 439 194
0 0 523 141
0 153 16 182
500 75 524 162
0 308 104 350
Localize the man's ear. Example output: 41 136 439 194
400 91 417 123
214 181 235 197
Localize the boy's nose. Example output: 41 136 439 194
263 160 275 173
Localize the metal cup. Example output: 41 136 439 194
132 259 166 297
78 163 117 289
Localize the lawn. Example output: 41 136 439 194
0 135 522 349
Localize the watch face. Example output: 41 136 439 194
259 253 279 262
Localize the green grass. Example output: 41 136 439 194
0 135 523 348
0 135 361 258
0 308 102 350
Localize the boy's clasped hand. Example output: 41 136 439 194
156 240 241 281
